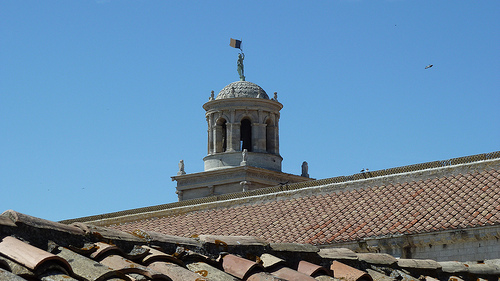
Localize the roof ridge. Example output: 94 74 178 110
59 151 500 225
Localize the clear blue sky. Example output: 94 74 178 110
1 1 499 221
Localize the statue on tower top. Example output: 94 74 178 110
237 53 245 81
230 38 245 81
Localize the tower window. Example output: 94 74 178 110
215 118 227 153
222 121 227 152
240 119 252 152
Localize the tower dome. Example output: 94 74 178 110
216 81 269 100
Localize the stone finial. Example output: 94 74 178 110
273 92 278 101
301 161 309 178
177 160 186 176
209 90 214 101
240 149 248 166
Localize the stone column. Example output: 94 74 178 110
274 113 280 155
231 122 241 151
266 124 276 154
207 114 214 154
226 123 235 152
252 123 266 153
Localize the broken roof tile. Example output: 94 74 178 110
260 254 285 269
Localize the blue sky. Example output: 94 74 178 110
1 1 499 221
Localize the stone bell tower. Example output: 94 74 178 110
172 80 311 201
203 81 282 172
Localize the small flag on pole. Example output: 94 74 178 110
230 38 242 49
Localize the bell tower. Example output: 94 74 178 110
203 81 282 172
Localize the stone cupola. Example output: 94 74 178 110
203 81 282 172
172 81 310 201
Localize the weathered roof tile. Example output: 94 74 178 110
268 266 317 281
186 261 239 281
438 261 469 274
297 260 331 277
397 259 441 270
98 254 169 280
318 248 358 260
0 236 72 275
0 268 27 281
222 254 264 280
357 253 397 266
147 261 205 281
2 210 83 236
331 260 373 281
53 246 131 281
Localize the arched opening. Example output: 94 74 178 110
240 118 252 152
222 121 227 152
216 118 227 153
265 119 273 153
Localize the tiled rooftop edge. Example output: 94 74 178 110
319 224 500 248
60 151 500 226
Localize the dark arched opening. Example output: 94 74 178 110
222 121 227 152
216 118 227 153
240 118 252 152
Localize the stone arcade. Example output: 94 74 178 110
172 81 310 201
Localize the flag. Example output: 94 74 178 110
230 38 242 49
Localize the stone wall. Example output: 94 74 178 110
327 225 500 262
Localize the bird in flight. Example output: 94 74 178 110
425 64 433 69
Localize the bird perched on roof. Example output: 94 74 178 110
425 64 433 69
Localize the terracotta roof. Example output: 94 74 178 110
101 165 500 245
2 210 499 281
